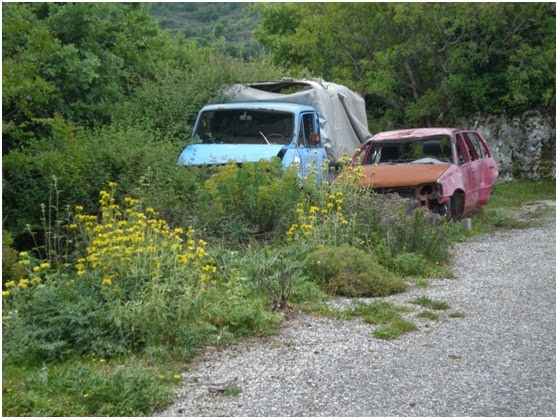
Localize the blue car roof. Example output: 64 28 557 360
200 102 315 114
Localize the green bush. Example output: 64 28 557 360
304 244 407 297
2 231 27 286
388 252 449 278
2 275 124 365
342 191 458 265
386 208 455 264
197 160 302 241
2 185 281 366
2 120 207 247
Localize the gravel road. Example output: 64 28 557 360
160 206 556 417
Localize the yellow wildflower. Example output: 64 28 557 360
2 291 10 298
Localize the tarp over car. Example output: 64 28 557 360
214 79 371 163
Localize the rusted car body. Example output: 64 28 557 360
344 128 499 218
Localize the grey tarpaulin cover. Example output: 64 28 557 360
214 79 371 162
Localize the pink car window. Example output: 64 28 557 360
456 133 476 162
465 133 486 159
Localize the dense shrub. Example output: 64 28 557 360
304 244 407 297
342 191 458 265
2 231 27 286
2 184 281 366
196 160 302 241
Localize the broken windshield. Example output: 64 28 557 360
360 136 454 165
194 109 294 145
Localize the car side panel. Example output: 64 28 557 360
461 131 499 207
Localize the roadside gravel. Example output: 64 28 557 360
160 205 556 417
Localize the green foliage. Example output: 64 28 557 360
346 300 405 325
253 3 556 127
2 3 162 150
373 320 418 340
197 160 302 241
385 208 456 264
305 245 407 297
3 276 124 364
116 46 287 143
2 231 27 285
417 310 439 321
388 252 449 278
2 361 175 416
410 296 451 311
2 185 280 367
341 192 459 267
2 120 202 244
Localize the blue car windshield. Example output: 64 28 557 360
194 109 294 145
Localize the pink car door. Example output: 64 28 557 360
462 131 498 206
455 133 480 212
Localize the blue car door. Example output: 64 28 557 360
297 112 328 182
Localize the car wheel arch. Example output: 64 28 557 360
449 190 465 219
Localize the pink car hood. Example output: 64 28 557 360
356 164 452 188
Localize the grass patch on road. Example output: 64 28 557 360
345 300 406 325
373 320 418 340
410 296 451 310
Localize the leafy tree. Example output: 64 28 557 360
253 3 556 129
2 3 161 152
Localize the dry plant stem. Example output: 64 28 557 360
258 254 292 311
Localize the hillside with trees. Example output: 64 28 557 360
150 2 264 59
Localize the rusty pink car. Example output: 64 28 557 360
343 128 499 218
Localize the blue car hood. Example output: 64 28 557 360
178 143 285 165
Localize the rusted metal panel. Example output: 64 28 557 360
356 164 451 188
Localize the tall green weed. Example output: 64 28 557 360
197 160 302 241
2 183 280 366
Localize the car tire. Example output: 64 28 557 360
449 192 465 219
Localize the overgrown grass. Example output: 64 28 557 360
2 174 554 416
2 358 178 416
469 179 555 234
